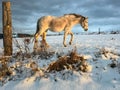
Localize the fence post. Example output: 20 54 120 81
2 1 12 56
98 28 101 34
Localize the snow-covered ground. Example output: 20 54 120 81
0 34 120 90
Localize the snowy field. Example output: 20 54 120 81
0 34 120 90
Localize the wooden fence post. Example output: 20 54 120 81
2 1 12 56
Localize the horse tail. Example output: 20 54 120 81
32 19 40 43
35 19 40 37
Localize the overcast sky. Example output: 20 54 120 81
0 0 120 34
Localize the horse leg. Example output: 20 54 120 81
34 28 45 49
34 33 40 49
42 32 49 47
63 32 68 47
69 32 74 45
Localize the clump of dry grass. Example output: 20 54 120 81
13 38 33 60
0 38 56 86
33 40 55 59
47 49 91 72
95 47 120 60
14 38 55 59
0 57 12 85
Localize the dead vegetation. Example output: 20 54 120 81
0 57 12 85
0 57 12 77
13 38 32 59
94 47 120 60
13 38 55 59
47 49 91 72
0 38 92 86
33 40 55 59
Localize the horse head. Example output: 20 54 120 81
67 13 88 31
81 17 88 31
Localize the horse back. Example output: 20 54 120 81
39 16 53 26
38 15 69 32
49 16 68 32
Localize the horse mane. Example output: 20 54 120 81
64 13 85 18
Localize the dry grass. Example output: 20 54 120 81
0 57 12 84
33 40 55 59
13 38 32 59
0 38 92 86
13 38 55 59
47 49 89 72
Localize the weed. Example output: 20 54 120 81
47 48 91 72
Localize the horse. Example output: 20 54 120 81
34 13 88 49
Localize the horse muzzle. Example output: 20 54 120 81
85 28 88 31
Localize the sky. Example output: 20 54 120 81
0 0 120 34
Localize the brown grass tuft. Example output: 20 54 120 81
33 40 55 59
0 57 12 81
47 49 88 72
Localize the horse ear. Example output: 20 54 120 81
86 17 88 19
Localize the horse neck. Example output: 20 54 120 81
69 17 81 26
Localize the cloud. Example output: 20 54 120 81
0 0 120 33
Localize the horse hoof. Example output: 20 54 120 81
69 42 72 45
46 44 50 48
64 45 67 47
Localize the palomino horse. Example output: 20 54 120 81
34 13 88 49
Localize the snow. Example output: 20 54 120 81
0 34 120 90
